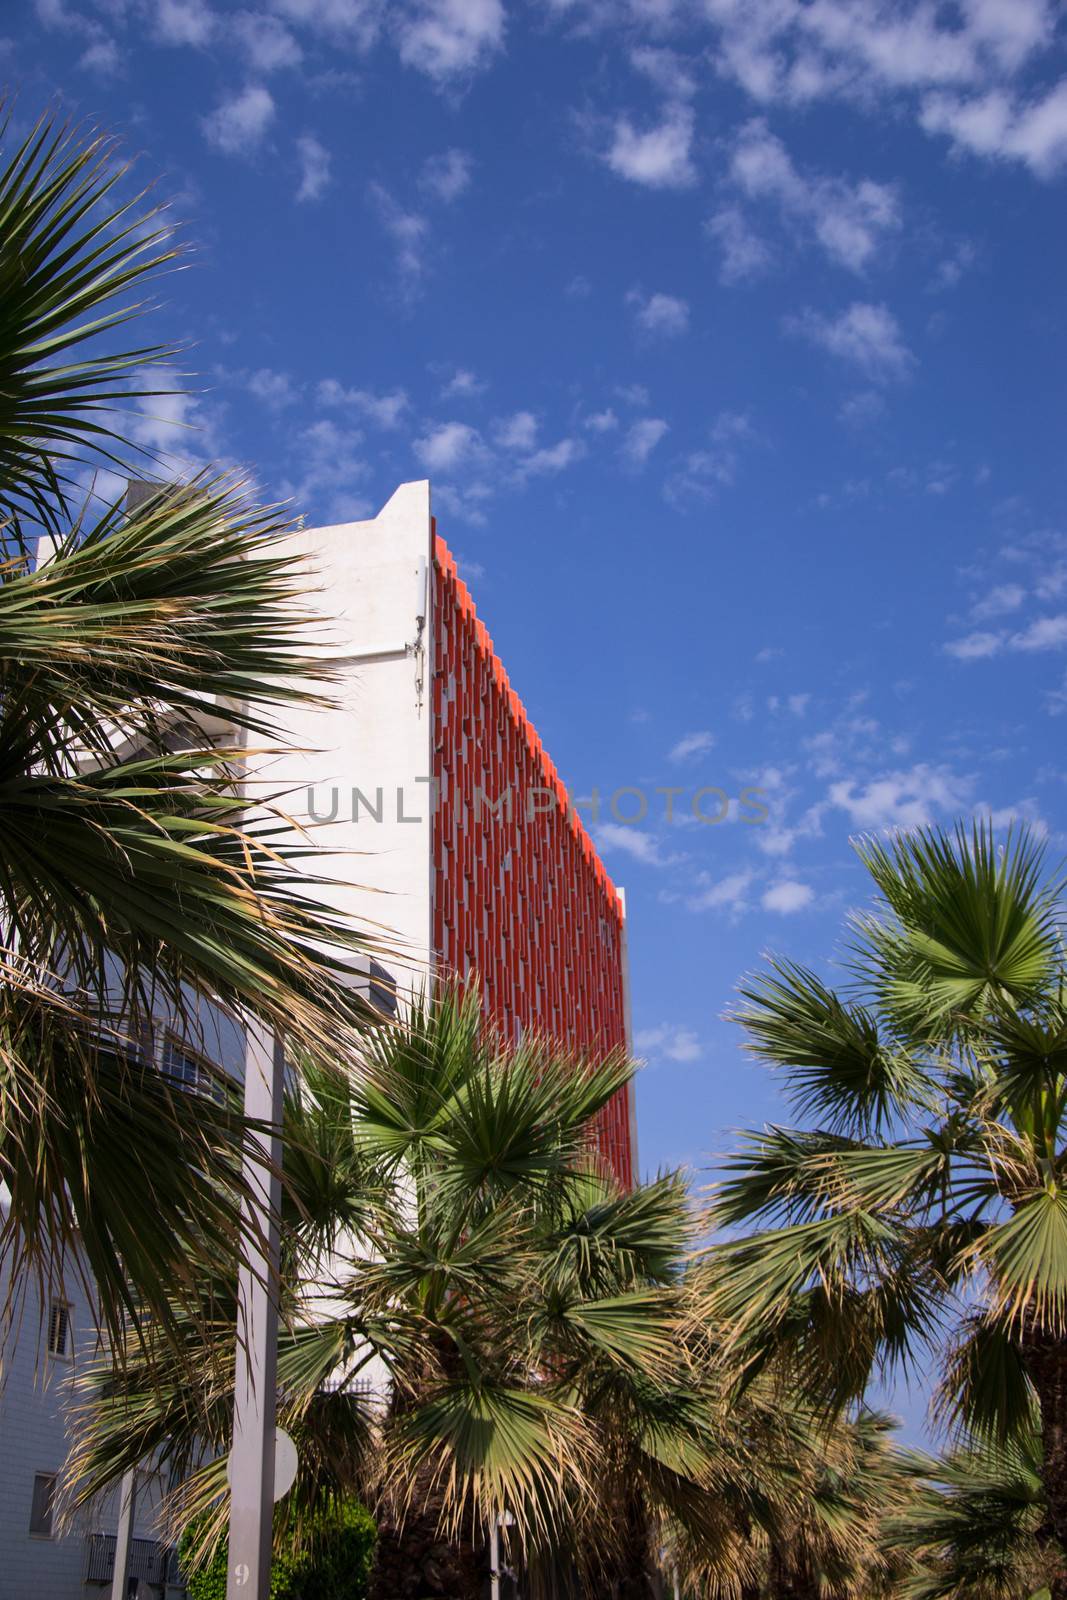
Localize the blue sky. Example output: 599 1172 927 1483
7 0 1067 1426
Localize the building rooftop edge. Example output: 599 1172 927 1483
433 527 623 920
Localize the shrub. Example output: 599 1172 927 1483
181 1500 376 1600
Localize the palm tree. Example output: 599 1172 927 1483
662 1404 910 1600
706 823 1067 1593
884 1423 1054 1600
65 990 731 1594
71 988 916 1600
0 106 379 1344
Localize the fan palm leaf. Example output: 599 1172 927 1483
710 821 1067 1593
0 107 180 525
0 103 385 1347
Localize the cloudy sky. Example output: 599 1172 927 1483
8 0 1067 1346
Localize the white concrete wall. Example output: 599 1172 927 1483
267 480 436 999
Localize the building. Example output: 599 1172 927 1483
0 1266 186 1598
0 480 636 1595
272 479 636 1186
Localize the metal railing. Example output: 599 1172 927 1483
85 1532 185 1589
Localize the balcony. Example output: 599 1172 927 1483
85 1532 185 1591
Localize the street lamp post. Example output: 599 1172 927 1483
489 1511 515 1600
109 1466 137 1600
226 1022 284 1600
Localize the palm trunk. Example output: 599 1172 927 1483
367 1507 485 1600
768 1553 822 1600
589 1486 656 1599
1019 1326 1067 1600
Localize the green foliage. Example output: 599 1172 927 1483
709 824 1067 1423
884 1427 1054 1600
0 101 382 1348
75 990 924 1599
181 1500 376 1600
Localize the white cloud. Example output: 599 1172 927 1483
621 417 669 467
432 479 494 526
616 383 650 407
516 438 586 477
669 730 715 762
232 10 302 69
270 0 381 46
79 36 122 74
1010 614 1067 651
706 205 772 284
295 133 331 201
706 0 1055 108
442 367 487 398
932 238 978 290
629 289 690 337
762 879 814 913
369 184 429 292
247 367 298 408
494 411 538 451
604 105 696 189
317 380 408 427
944 629 1003 660
420 148 473 202
34 0 86 30
696 0 1067 179
665 410 754 506
786 302 914 381
828 762 972 831
155 0 216 46
202 85 275 156
594 822 680 867
634 1022 702 1063
972 582 1025 619
631 45 698 101
396 0 505 81
584 408 619 433
921 80 1067 178
688 870 753 912
976 796 1048 837
281 418 372 526
727 118 901 272
414 420 485 472
839 389 886 426
1036 563 1067 601
126 368 220 477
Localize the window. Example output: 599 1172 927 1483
47 1301 71 1360
161 1036 209 1094
368 961 398 1019
29 1473 56 1537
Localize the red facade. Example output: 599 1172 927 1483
431 531 635 1189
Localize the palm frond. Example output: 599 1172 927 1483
853 823 1063 1034
0 107 180 522
886 1426 1050 1600
733 958 932 1135
937 1314 1037 1445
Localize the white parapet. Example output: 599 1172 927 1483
269 481 436 997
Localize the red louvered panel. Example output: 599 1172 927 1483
430 528 633 1190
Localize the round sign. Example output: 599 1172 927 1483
227 1429 298 1503
273 1429 298 1501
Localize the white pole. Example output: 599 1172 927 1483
109 1467 137 1600
673 1571 681 1600
489 1518 500 1600
226 1023 284 1600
